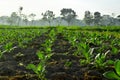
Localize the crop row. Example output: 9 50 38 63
0 29 47 58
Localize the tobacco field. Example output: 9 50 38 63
0 26 120 80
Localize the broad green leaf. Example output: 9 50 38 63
112 47 118 55
105 60 114 65
27 64 36 70
37 62 46 74
37 63 43 72
103 71 120 79
46 47 51 52
115 60 120 76
37 51 45 60
27 64 35 69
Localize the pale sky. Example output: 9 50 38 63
0 0 120 19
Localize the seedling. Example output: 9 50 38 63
48 29 56 41
0 43 17 58
64 60 72 68
94 50 110 68
79 48 94 65
27 51 53 79
111 47 119 55
42 39 53 54
4 42 13 52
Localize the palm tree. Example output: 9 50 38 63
18 6 23 26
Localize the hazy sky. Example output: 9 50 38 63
0 0 120 19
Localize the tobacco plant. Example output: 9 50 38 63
64 60 72 68
103 60 120 80
27 51 53 80
79 43 94 65
48 29 56 41
94 50 110 69
3 42 13 52
111 47 119 55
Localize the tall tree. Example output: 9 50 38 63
117 15 120 21
8 12 19 26
84 11 93 26
101 15 111 26
29 13 36 25
18 6 23 26
94 12 101 26
41 10 55 26
60 8 77 26
21 14 28 26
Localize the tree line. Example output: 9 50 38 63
0 7 120 26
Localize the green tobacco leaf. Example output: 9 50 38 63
27 64 38 74
105 60 114 65
112 47 118 54
46 47 51 52
103 71 120 80
37 51 45 60
37 63 43 72
115 60 120 76
37 63 46 73
27 64 36 70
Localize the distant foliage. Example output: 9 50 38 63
0 7 120 26
60 8 77 26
